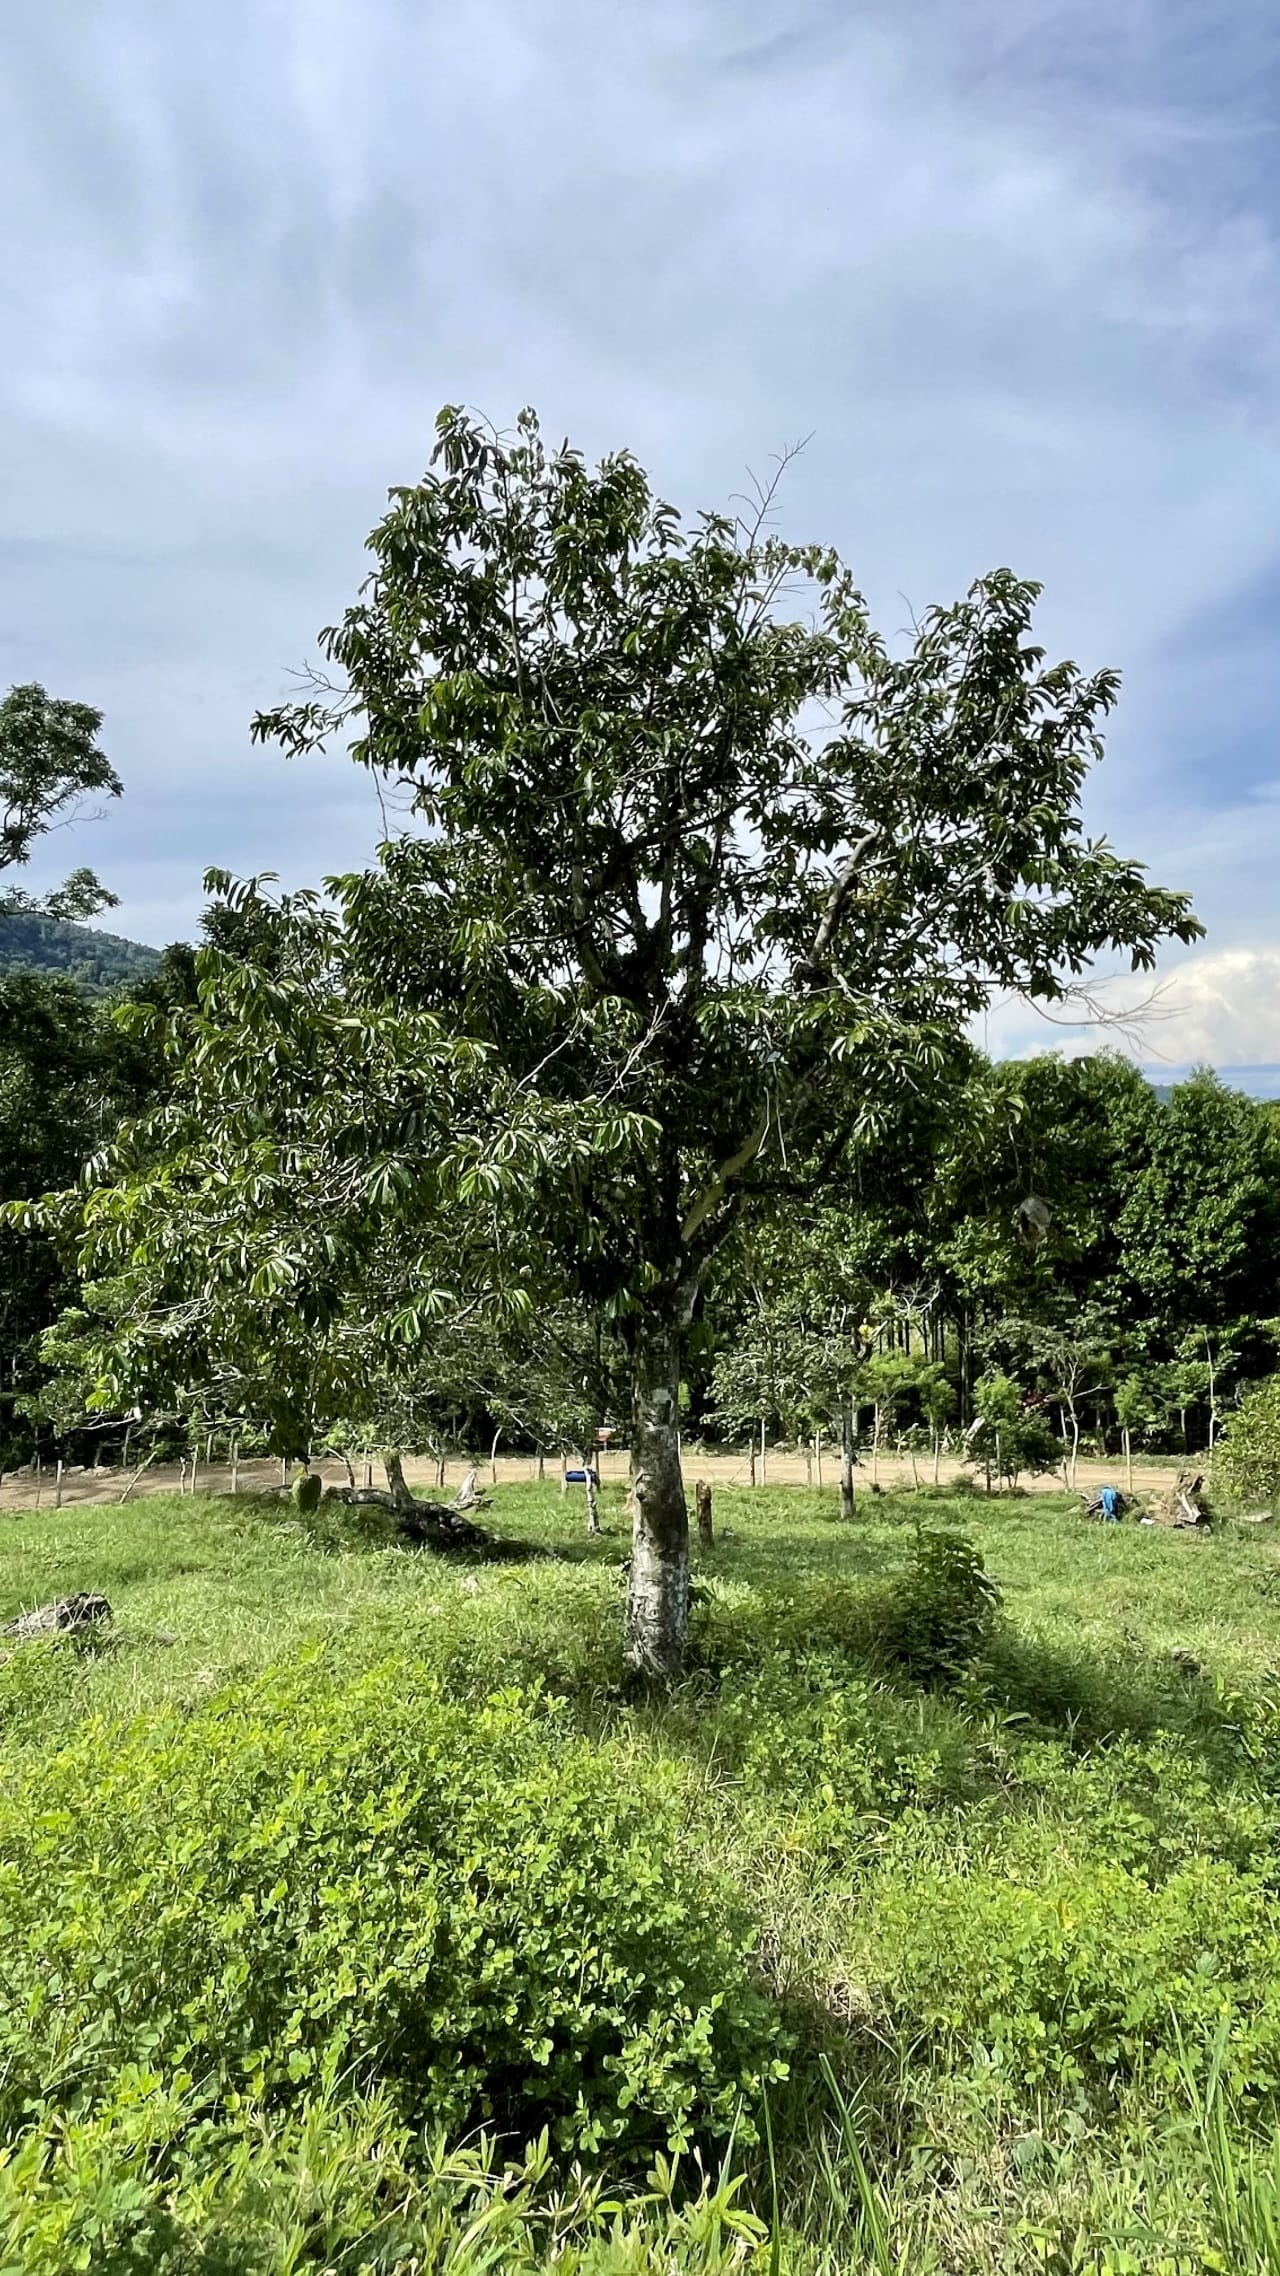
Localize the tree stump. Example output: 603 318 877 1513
696 1479 714 1547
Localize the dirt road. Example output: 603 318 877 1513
0 1445 1190 1515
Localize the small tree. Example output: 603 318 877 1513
857 1351 924 1486
1113 1372 1155 1493
997 1312 1113 1487
919 1365 957 1486
970 1372 1062 1492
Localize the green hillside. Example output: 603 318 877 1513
0 911 162 992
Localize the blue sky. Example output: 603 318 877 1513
3 0 1279 1062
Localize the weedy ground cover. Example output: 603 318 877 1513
4 1483 1280 2271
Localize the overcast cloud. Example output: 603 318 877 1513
3 0 1278 1062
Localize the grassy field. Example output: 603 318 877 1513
3 1481 1280 2272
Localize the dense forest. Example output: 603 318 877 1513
0 911 162 992
3 936 1276 1482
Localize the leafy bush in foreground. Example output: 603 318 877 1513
879 1528 1002 1684
0 2106 773 2276
0 1657 787 2175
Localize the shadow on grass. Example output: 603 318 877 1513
978 1623 1237 1755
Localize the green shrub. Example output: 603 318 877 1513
863 1851 1280 2103
0 1658 787 2172
879 1529 1001 1684
1215 1375 1280 1511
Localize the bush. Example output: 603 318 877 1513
0 1658 787 2175
1215 1375 1280 1510
863 1851 1280 2102
879 1528 1001 1684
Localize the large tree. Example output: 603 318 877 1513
245 405 1200 1675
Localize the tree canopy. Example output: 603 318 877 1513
0 683 122 922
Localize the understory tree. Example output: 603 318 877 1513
14 880 640 1497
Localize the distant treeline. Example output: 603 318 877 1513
0 912 162 993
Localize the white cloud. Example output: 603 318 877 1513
984 946 1280 1070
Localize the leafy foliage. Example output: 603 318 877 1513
0 682 121 921
879 1527 1002 1683
0 1657 787 2179
1214 1375 1280 1511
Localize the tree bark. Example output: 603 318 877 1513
840 1399 856 1521
625 1325 689 1680
383 1451 416 1509
696 1478 713 1547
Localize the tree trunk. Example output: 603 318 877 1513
814 1433 823 1489
1124 1425 1133 1493
932 1429 941 1486
625 1325 689 1680
840 1399 855 1521
1069 1410 1080 1489
872 1405 881 1488
748 1440 757 1488
585 1464 601 1536
760 1417 767 1484
490 1429 501 1486
696 1479 713 1547
383 1451 415 1510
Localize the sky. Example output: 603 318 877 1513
3 0 1279 1069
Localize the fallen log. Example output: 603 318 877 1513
2 1592 112 1642
326 1487 491 1553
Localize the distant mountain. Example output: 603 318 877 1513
1140 1065 1280 1103
0 912 163 993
